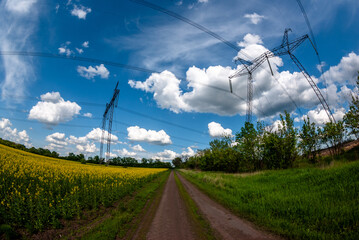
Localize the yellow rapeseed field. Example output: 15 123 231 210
0 144 167 231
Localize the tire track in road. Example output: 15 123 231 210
145 171 198 240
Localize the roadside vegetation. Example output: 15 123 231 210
0 144 168 237
179 158 359 240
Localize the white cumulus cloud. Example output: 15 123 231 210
77 64 110 80
154 149 178 161
131 144 146 152
127 126 172 145
71 5 91 20
208 122 232 138
0 118 30 145
115 148 137 157
28 92 81 126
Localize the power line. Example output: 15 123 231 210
0 51 156 74
128 0 240 52
0 107 209 146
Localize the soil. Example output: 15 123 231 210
176 173 282 240
145 171 198 240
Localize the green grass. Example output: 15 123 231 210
179 161 359 240
72 170 170 240
174 171 218 240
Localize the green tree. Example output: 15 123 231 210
299 117 320 163
235 121 263 171
343 74 359 139
263 111 298 169
172 157 183 168
319 121 345 156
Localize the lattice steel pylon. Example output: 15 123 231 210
100 81 120 163
229 29 335 123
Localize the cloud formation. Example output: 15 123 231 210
77 64 110 80
127 126 172 145
154 149 178 161
129 34 358 120
71 5 91 20
244 13 265 24
0 118 30 145
208 122 233 138
28 92 81 126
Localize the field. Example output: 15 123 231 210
179 161 359 240
0 144 167 233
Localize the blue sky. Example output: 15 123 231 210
1 0 359 161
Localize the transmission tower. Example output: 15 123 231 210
100 81 120 163
229 29 335 123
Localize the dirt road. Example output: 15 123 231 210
135 171 280 240
145 171 198 240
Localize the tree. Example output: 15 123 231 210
263 111 298 169
172 157 183 168
299 117 320 163
235 121 262 171
343 73 359 139
319 121 345 156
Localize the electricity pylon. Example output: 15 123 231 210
100 81 120 162
229 29 335 123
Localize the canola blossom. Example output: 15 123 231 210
0 144 167 231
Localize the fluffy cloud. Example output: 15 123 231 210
244 13 265 24
77 64 110 80
46 132 67 146
76 142 97 153
181 147 195 157
131 144 146 152
85 128 119 144
0 118 30 145
0 0 38 102
198 0 208 3
45 128 119 154
208 122 232 138
127 126 172 145
154 149 178 161
28 92 81 126
322 52 359 86
71 5 91 19
115 148 137 157
302 107 346 125
58 46 72 56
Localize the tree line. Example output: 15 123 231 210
0 138 171 168
173 74 359 172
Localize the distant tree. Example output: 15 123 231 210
343 74 359 139
299 117 320 163
319 121 346 156
172 157 182 168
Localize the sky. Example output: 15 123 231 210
1 0 359 162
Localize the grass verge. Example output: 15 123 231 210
68 170 170 240
174 171 218 240
179 161 359 240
